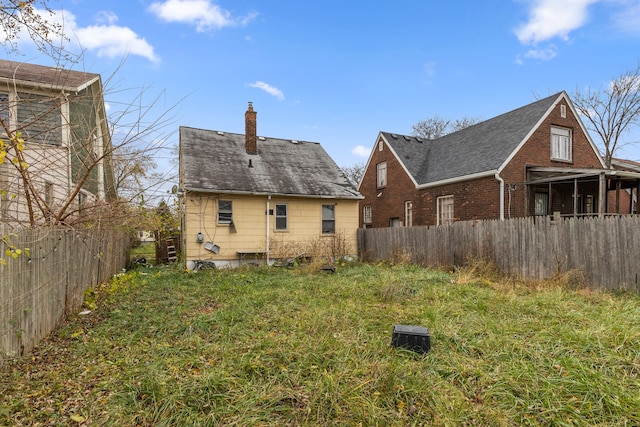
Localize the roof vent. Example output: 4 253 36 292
217 131 224 135
403 135 410 141
258 136 266 141
291 140 299 144
416 137 423 143
390 134 398 139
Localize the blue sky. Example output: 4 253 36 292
4 0 640 191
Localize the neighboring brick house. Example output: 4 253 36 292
179 103 362 268
359 91 640 228
0 59 116 230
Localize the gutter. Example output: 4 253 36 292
416 170 497 190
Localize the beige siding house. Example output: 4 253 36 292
179 103 362 268
0 60 115 230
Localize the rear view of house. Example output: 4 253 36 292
179 103 362 268
359 91 640 227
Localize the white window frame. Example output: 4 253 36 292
551 126 572 162
218 200 233 225
437 195 454 226
404 201 413 227
376 162 387 188
275 203 288 231
322 204 335 234
363 204 372 224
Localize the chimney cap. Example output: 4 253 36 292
247 101 254 111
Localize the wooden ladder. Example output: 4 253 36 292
166 239 177 262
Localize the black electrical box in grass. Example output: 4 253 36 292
391 325 430 354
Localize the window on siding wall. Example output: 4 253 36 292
405 201 413 226
322 204 335 234
218 200 233 224
437 195 454 225
0 92 8 123
363 204 372 224
17 92 62 146
377 162 387 188
551 126 572 162
275 203 288 230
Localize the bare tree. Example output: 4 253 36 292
411 115 481 139
572 62 640 168
0 0 70 58
341 161 365 187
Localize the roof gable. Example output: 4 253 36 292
180 126 362 199
381 92 575 186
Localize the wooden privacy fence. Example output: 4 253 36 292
1 227 130 363
358 216 640 292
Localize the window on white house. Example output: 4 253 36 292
17 92 62 146
0 93 8 123
377 162 387 188
218 200 233 224
437 195 454 225
322 204 335 234
78 192 86 215
363 204 372 224
405 201 413 227
44 181 53 206
275 203 288 230
551 126 572 162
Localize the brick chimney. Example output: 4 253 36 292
245 102 257 155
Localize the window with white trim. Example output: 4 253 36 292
376 162 387 188
363 204 372 224
322 204 335 234
437 195 454 225
275 203 288 230
560 104 566 118
218 200 233 224
551 126 572 162
0 92 8 123
405 201 413 226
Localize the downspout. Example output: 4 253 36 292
495 172 505 220
266 195 271 264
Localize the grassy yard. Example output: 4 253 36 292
1 262 639 426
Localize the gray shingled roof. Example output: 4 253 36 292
0 59 100 91
180 126 362 199
383 92 563 185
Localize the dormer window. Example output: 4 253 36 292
551 126 572 162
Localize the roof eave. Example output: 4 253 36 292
416 170 498 189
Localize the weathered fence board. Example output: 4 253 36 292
1 227 130 363
358 216 640 292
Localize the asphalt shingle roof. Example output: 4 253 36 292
0 59 100 91
180 126 362 199
383 92 563 185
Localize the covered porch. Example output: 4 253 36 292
525 166 640 218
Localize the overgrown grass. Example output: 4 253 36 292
1 262 639 426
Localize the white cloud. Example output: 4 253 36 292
516 46 558 64
612 1 640 36
73 24 158 63
148 0 257 32
352 145 371 158
248 81 285 100
7 8 159 63
515 0 599 44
